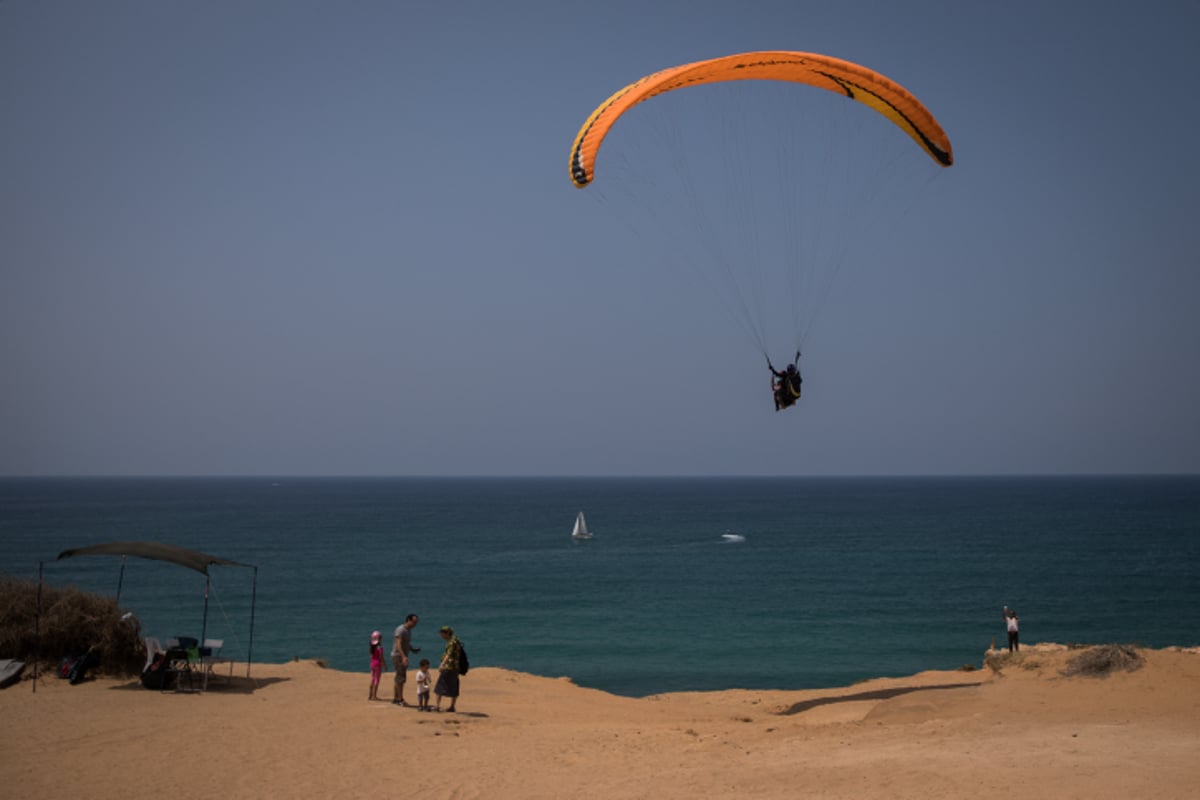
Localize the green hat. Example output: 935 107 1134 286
440 625 454 635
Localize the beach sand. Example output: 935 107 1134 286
4 644 1198 799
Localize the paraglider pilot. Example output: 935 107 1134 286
770 351 802 411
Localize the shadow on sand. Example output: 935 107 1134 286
777 682 981 716
107 674 291 695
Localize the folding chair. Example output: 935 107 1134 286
140 637 176 691
164 637 200 693
199 638 234 690
143 637 163 673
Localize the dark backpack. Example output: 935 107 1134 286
457 642 469 675
140 652 174 691
67 648 99 685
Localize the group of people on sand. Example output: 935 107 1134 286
367 614 466 713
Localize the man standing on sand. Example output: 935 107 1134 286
1004 606 1019 653
391 613 420 706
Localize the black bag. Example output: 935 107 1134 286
140 652 174 691
68 648 99 685
457 642 469 675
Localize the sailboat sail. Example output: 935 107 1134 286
571 511 593 540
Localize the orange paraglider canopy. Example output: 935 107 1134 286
570 50 953 188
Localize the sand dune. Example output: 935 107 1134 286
4 644 1198 799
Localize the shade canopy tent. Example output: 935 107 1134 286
57 541 251 576
35 541 258 690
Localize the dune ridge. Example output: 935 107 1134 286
4 643 1199 799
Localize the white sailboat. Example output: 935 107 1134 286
570 511 594 540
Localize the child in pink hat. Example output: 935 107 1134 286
368 630 386 701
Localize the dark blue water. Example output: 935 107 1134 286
2 476 1198 696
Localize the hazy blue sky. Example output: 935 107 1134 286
2 1 1197 477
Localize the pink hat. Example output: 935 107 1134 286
370 630 382 644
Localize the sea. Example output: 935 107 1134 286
2 476 1198 697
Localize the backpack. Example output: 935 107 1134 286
140 652 174 691
457 642 469 675
68 648 100 685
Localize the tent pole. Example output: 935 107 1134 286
201 574 210 647
116 555 126 605
34 561 43 694
247 566 258 678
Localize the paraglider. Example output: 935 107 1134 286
569 50 953 410
570 50 953 190
769 351 803 412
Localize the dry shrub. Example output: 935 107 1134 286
0 575 146 677
985 650 1042 673
985 650 1016 672
1061 644 1143 678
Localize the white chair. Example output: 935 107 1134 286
143 637 164 672
140 637 182 692
199 638 234 689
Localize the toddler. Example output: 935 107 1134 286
415 658 432 711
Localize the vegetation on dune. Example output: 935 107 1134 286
985 643 1146 678
1061 643 1144 677
0 576 146 678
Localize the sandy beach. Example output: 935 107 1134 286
4 644 1199 799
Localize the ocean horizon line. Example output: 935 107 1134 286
3 472 1198 481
